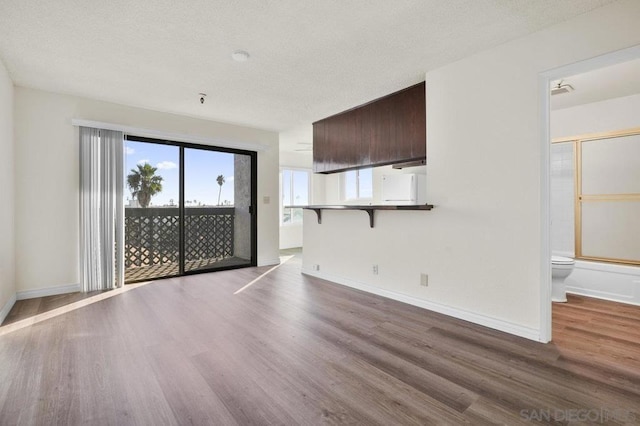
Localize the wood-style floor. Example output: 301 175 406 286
1 253 639 425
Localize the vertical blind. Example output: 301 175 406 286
79 127 124 291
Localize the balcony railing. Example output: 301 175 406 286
124 207 235 282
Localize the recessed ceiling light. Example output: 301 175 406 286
232 50 250 62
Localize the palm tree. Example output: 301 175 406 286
216 175 225 206
127 163 163 208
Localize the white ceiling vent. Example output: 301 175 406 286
551 81 574 96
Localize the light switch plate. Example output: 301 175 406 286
420 273 428 286
263 196 270 204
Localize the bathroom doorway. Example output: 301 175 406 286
542 46 640 340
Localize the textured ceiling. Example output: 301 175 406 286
0 0 617 132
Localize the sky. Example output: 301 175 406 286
124 140 240 207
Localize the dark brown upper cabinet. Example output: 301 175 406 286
313 82 426 174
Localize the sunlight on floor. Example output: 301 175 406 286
0 281 155 336
1 255 296 336
234 255 294 295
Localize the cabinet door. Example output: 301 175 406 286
326 112 346 171
355 106 371 166
312 121 328 173
369 95 391 165
313 82 426 173
341 109 360 170
406 83 426 159
314 109 361 172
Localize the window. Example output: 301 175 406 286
343 168 373 200
281 168 310 225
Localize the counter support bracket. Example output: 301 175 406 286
298 204 434 228
364 209 375 228
310 208 322 224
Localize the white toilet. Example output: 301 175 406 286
551 256 575 302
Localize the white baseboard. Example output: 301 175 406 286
16 283 81 301
565 260 640 307
0 293 17 325
258 258 281 267
302 269 542 342
567 290 640 307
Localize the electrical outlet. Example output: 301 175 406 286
313 264 320 271
373 264 379 275
420 273 428 287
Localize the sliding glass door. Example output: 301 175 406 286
124 141 180 282
124 136 256 283
183 148 253 272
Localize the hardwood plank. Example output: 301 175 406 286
463 396 532 426
144 341 238 425
191 348 301 425
323 355 473 425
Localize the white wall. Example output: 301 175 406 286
0 59 15 320
14 87 280 294
279 225 303 250
552 92 640 139
303 0 640 341
278 125 325 249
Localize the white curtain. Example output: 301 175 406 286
79 127 124 291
